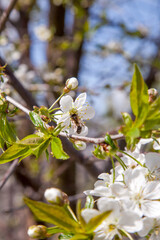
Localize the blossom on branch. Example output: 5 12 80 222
55 93 95 135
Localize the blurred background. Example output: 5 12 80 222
0 0 160 239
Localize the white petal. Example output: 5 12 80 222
97 198 120 214
55 111 70 127
111 182 128 198
78 106 95 120
153 138 160 150
81 209 100 223
60 95 73 112
119 211 143 233
142 200 160 218
138 217 154 237
124 168 146 193
74 93 86 109
145 152 160 172
143 181 160 199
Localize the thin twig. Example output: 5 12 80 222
0 159 19 190
0 57 38 109
5 95 124 143
0 0 18 33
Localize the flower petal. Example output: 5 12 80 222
120 211 143 233
55 110 70 128
74 93 86 109
78 106 95 120
138 217 154 237
142 200 160 218
143 181 160 200
60 95 73 112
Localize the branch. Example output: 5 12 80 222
0 57 38 109
0 159 19 190
6 95 124 143
0 0 18 33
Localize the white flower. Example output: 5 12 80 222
94 198 143 240
34 25 52 41
65 77 78 90
145 152 160 180
138 217 160 239
123 169 160 218
44 188 63 204
55 93 95 135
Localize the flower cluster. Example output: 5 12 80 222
84 141 160 239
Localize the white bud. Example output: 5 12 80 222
27 225 47 239
74 141 86 151
44 187 63 205
65 77 78 90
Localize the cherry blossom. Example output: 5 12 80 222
55 93 95 135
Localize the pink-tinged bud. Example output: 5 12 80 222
148 88 158 103
65 77 78 90
27 225 48 239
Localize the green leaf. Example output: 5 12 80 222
45 149 49 161
121 112 132 128
0 144 29 164
31 138 51 159
51 137 69 160
104 134 117 151
146 96 160 120
92 145 107 160
0 114 17 145
59 233 74 239
85 210 111 233
85 196 94 209
24 198 79 232
69 233 92 240
47 226 68 235
29 111 46 132
17 134 44 147
143 118 160 131
130 64 149 120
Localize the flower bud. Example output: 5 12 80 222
74 141 86 151
27 225 48 239
65 77 78 90
148 88 158 103
44 187 64 205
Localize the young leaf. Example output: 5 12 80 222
47 226 68 235
104 134 117 151
121 112 132 128
130 64 149 121
17 134 44 147
69 233 92 240
24 198 80 232
0 114 18 145
29 111 46 132
51 137 69 160
85 210 111 233
0 144 29 164
31 138 51 159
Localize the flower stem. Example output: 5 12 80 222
49 107 60 113
119 150 143 166
110 156 115 183
49 93 65 111
114 154 127 170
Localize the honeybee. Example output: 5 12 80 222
70 113 84 134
